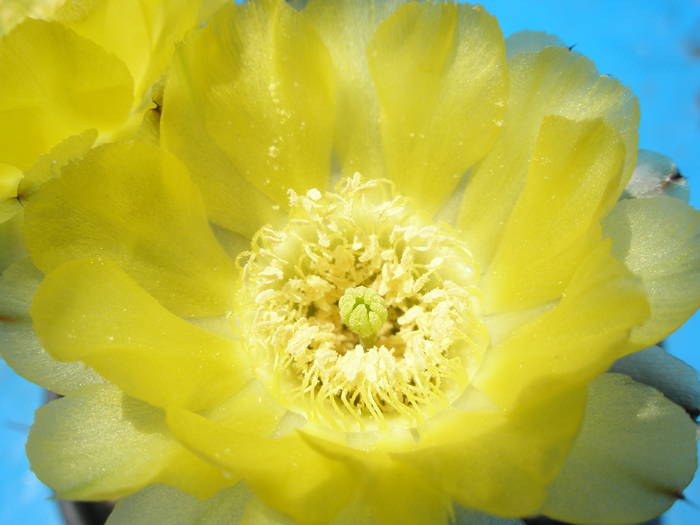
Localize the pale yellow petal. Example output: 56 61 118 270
167 407 355 525
161 16 281 238
180 0 335 208
505 30 565 59
303 0 406 179
543 373 697 524
367 2 507 215
611 345 700 416
483 116 625 312
603 197 700 349
106 483 294 525
0 258 104 394
0 19 132 170
55 0 201 100
0 162 22 201
27 384 174 500
475 240 649 409
24 141 238 317
0 208 25 272
398 388 586 519
31 257 250 410
459 45 639 267
19 129 97 198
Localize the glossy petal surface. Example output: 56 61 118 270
603 196 700 350
368 1 507 214
24 141 238 317
543 373 697 524
0 19 132 170
0 258 104 394
31 258 250 410
459 45 638 267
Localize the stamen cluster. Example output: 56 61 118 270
237 175 488 430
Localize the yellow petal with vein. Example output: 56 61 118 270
162 14 281 238
19 129 97 198
368 2 507 215
543 373 697 524
32 257 250 410
398 388 585 518
28 384 174 500
0 19 132 170
183 0 335 208
603 197 700 350
484 116 625 312
459 45 638 267
476 240 649 409
303 0 406 179
55 0 201 101
167 407 354 525
24 141 237 317
0 258 104 394
0 209 25 272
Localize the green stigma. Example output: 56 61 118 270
339 286 388 346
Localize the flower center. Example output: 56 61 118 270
236 175 488 431
339 286 387 347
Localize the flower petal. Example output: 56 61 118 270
27 384 175 500
603 196 700 349
542 373 697 524
31 257 250 410
505 30 565 59
611 345 700 417
367 1 507 214
483 116 626 312
161 11 281 238
476 240 649 409
24 141 238 318
302 0 406 179
0 19 132 170
166 408 354 525
55 0 201 100
19 129 97 198
458 45 639 267
398 388 586 518
0 208 25 272
177 0 336 208
0 258 104 394
106 483 299 525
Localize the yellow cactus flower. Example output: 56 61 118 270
2 1 700 524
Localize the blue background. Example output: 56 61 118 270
1 1 699 524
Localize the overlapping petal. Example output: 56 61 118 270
396 388 586 518
28 384 176 500
24 141 238 317
161 8 281 238
52 0 202 101
476 240 649 409
483 116 625 312
603 196 700 350
31 257 250 411
458 44 639 268
166 405 355 525
0 258 104 394
28 383 236 502
164 0 336 214
366 1 507 214
542 373 697 524
0 19 132 170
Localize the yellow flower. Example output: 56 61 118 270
2 1 700 524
